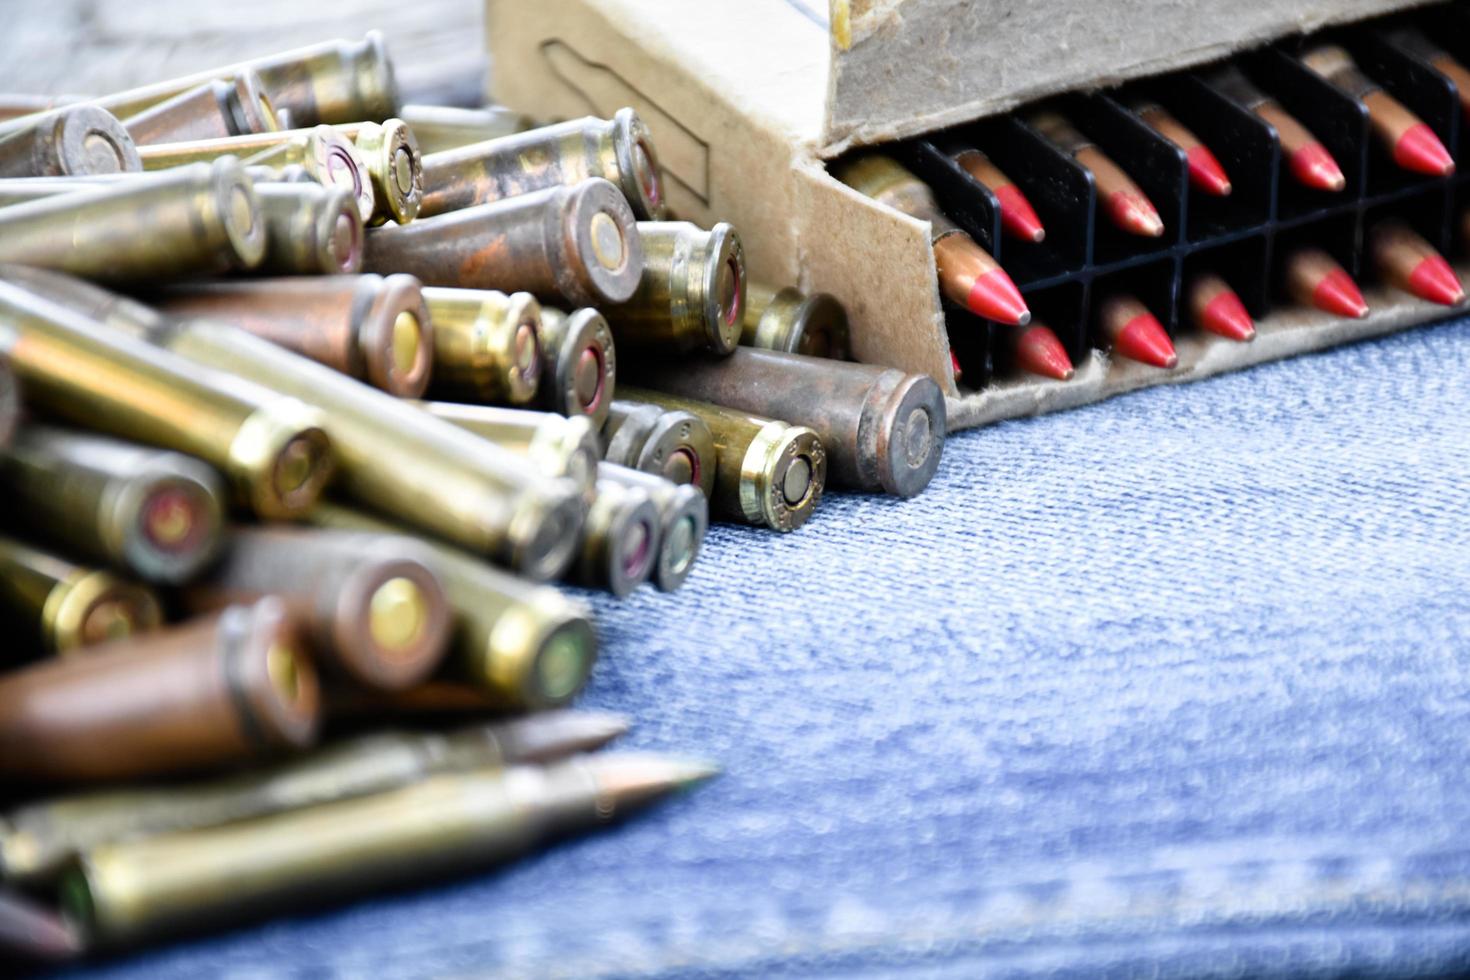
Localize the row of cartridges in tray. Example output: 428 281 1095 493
0 31 942 960
836 34 1470 382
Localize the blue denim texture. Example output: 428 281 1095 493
54 317 1470 978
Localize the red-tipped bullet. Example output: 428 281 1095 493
1284 248 1369 318
1287 142 1347 192
1030 111 1166 237
1134 103 1232 196
1098 296 1178 368
1009 322 1075 380
1371 220 1465 306
953 148 1047 243
933 234 1031 325
1187 274 1255 342
1392 123 1455 176
1211 66 1347 192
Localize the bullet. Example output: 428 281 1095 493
0 271 333 520
1186 274 1256 341
61 752 714 945
537 306 617 428
137 125 375 222
363 178 644 308
398 103 532 154
618 387 825 531
605 221 746 355
833 154 1031 325
1097 295 1178 368
1283 247 1369 318
155 275 434 398
741 283 851 359
311 503 598 710
1131 102 1232 196
251 182 365 275
1030 111 1165 237
0 105 140 177
1369 220 1465 306
1416 42 1470 121
0 535 162 656
0 424 226 584
1006 322 1076 380
121 70 279 145
1209 65 1346 192
572 478 660 596
1302 45 1454 177
952 147 1047 241
0 888 81 962
420 108 665 221
418 401 600 505
627 348 945 498
0 269 582 580
598 462 708 592
422 287 543 406
333 118 423 225
0 711 629 885
0 159 266 282
603 400 717 497
0 598 319 783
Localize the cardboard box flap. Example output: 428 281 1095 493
825 0 1437 152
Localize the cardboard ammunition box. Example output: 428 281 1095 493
487 0 1456 430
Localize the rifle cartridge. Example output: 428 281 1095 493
536 306 616 428
251 182 364 275
422 287 542 406
121 70 279 145
602 400 716 497
0 598 319 783
362 178 643 308
156 275 432 398
741 283 851 359
0 535 162 655
334 119 422 225
573 477 659 596
0 105 140 178
420 108 664 220
618 387 825 531
597 462 707 592
0 159 265 282
0 272 332 520
183 526 451 691
605 221 745 355
0 424 225 584
418 401 600 505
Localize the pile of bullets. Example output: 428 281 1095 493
0 30 947 963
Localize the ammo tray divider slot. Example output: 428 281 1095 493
892 5 1470 389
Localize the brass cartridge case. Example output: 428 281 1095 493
0 159 266 282
618 387 826 531
183 526 451 692
156 275 432 398
138 126 375 223
573 478 659 596
627 348 946 497
334 118 422 225
364 178 644 308
311 503 598 710
252 182 364 276
0 711 628 884
121 71 279 145
0 271 332 520
419 401 600 504
60 752 713 946
536 306 616 429
606 221 745 355
0 536 161 656
602 400 715 497
741 283 851 360
0 424 226 584
420 108 664 220
0 598 319 783
0 105 140 177
399 103 531 155
597 462 707 592
422 287 542 406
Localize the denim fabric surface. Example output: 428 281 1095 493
55 317 1470 979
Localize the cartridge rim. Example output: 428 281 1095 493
111 462 226 584
558 179 644 306
871 372 947 498
546 308 615 428
356 273 433 398
303 127 375 222
230 70 280 135
611 107 666 221
208 157 268 270
313 186 364 275
641 410 716 498
694 223 745 355
52 105 141 176
582 483 659 596
740 422 826 532
334 554 452 690
44 571 162 653
654 484 707 592
228 598 320 751
751 289 852 358
526 616 597 708
228 401 335 520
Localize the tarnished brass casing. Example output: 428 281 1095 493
334 119 422 225
251 182 364 276
0 106 140 177
606 221 745 355
741 283 851 360
602 400 715 497
399 104 531 154
0 536 161 655
536 306 616 429
572 478 659 597
121 70 279 145
422 288 542 406
419 401 599 506
597 462 708 592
